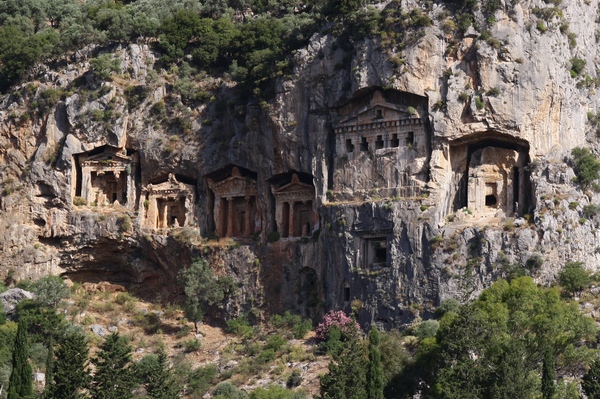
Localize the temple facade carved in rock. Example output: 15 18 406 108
270 173 318 238
447 132 532 218
331 87 430 200
142 174 196 229
72 146 138 208
206 165 261 238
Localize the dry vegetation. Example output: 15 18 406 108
59 285 328 398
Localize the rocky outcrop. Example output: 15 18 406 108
2 1 600 328
0 288 34 317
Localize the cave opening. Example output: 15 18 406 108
449 132 532 217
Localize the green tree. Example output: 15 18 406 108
558 261 591 297
143 348 181 399
213 381 248 398
366 327 384 399
318 326 366 399
541 346 555 399
45 328 90 399
572 147 600 190
583 359 600 399
179 258 224 332
16 299 66 344
232 16 284 85
90 54 121 81
425 277 596 399
7 319 33 399
89 333 136 399
322 0 364 19
32 275 70 308
44 336 54 399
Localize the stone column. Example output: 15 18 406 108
126 171 135 210
227 198 234 237
244 197 252 237
162 201 168 228
288 201 295 237
81 167 91 202
146 196 157 228
519 167 526 215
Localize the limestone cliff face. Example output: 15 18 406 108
2 0 600 327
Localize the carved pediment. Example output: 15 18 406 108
210 175 257 198
334 89 425 130
81 149 132 167
207 166 258 198
339 106 413 125
146 174 194 197
272 174 315 201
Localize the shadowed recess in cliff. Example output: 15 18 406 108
448 131 532 218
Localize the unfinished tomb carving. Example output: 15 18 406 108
206 166 261 238
72 146 138 208
142 174 196 229
331 87 430 200
270 173 318 238
448 133 531 217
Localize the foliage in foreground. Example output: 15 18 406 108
7 320 33 399
316 275 600 399
385 277 597 399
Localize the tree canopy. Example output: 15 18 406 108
179 258 228 332
387 277 597 399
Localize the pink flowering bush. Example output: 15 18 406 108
315 310 360 341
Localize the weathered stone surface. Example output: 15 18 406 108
90 324 108 337
2 2 600 329
0 288 34 316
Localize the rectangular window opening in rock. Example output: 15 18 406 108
406 132 414 147
375 135 384 150
365 238 388 269
360 136 369 151
346 139 354 153
485 182 497 208
391 134 399 148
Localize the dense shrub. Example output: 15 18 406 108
572 147 600 190
559 261 591 296
214 381 249 399
269 311 312 339
315 310 360 341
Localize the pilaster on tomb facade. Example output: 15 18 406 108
331 87 430 200
270 173 318 238
206 166 261 238
142 174 196 229
73 146 138 208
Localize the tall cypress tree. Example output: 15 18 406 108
7 319 33 399
90 333 135 399
366 327 384 399
144 348 181 399
318 331 367 399
44 336 54 399
46 329 90 399
541 346 555 399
